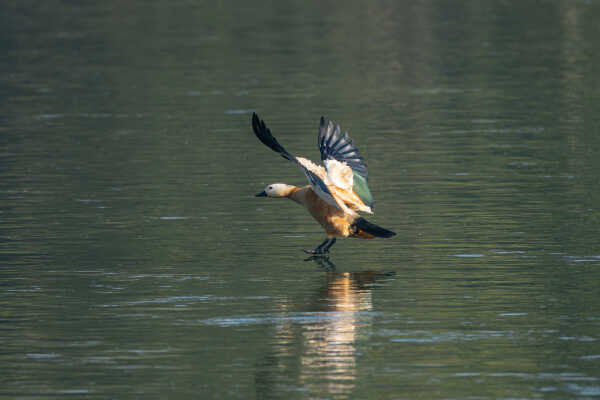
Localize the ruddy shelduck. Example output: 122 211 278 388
251 113 395 254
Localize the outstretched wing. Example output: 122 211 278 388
251 113 343 211
251 112 294 161
318 117 373 208
301 164 344 211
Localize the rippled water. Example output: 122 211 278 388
2 1 600 399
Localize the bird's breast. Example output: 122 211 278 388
303 188 353 237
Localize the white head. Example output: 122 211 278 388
255 183 295 198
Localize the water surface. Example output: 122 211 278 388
2 1 600 399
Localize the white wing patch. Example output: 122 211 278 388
296 157 329 183
324 159 353 190
296 157 343 210
296 157 365 216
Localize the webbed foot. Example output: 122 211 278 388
303 238 336 255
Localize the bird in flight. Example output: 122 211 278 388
251 112 395 255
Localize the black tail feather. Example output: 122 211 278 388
352 217 396 238
251 113 294 161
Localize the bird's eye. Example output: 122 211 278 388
268 186 273 190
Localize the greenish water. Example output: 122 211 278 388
2 1 600 399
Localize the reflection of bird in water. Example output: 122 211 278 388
319 270 394 312
255 270 395 398
305 254 337 269
251 113 395 255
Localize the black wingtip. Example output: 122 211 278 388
251 112 260 135
250 113 294 161
317 116 369 179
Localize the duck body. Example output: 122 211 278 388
252 113 395 254
288 185 355 238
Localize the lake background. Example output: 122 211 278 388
2 1 600 399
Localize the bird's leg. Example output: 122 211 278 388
323 238 336 253
307 238 329 254
304 238 331 255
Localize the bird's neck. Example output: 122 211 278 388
287 185 309 205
